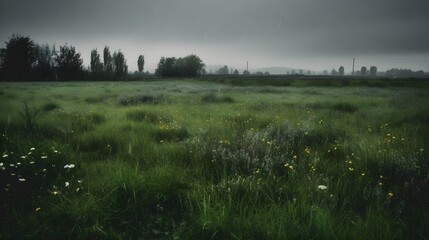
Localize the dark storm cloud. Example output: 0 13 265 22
1 0 428 71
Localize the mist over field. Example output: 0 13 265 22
1 1 429 239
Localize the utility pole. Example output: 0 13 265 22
352 58 355 76
247 61 248 72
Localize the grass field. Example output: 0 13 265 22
1 78 428 239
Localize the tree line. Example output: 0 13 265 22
0 34 205 81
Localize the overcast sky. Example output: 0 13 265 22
1 0 428 72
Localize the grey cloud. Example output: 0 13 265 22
1 0 428 71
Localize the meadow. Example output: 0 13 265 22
0 77 428 239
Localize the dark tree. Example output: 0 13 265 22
137 55 144 75
307 70 311 75
299 69 303 75
233 69 239 75
0 48 5 79
242 70 250 75
264 71 270 75
339 66 344 76
33 43 57 81
370 66 377 76
155 55 204 77
56 45 84 81
113 50 128 79
2 34 36 81
90 49 103 80
361 66 367 76
178 55 204 77
217 65 229 74
331 68 338 75
155 57 177 77
103 46 113 79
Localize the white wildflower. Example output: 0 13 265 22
318 185 328 190
18 178 26 182
64 164 75 169
65 182 70 187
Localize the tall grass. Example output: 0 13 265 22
0 79 428 239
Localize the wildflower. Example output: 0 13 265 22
9 164 14 167
348 167 354 171
65 182 70 187
3 154 8 158
64 164 75 169
77 180 83 183
318 185 328 190
30 161 34 164
379 182 383 186
0 162 3 166
18 178 26 182
20 155 26 159
41 156 48 159
388 192 394 198
30 147 35 151
35 207 41 212
361 173 365 176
